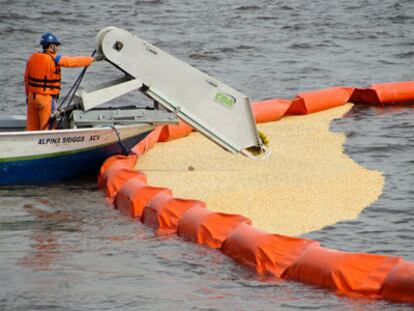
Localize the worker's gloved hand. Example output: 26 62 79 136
94 54 105 62
50 109 63 120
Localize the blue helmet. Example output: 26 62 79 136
40 32 60 46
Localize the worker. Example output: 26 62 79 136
24 32 103 131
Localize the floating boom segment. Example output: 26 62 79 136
96 27 264 155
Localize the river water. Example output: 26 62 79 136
1 0 414 310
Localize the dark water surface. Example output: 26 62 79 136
1 0 414 310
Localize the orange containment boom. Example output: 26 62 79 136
282 243 401 298
177 206 252 249
142 194 206 235
222 222 317 277
252 80 414 124
96 80 414 305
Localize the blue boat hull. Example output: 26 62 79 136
0 131 149 185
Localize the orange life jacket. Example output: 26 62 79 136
26 52 62 96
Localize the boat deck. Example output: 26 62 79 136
0 116 26 132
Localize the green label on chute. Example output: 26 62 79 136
214 92 236 108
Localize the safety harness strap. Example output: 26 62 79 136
28 76 61 83
54 54 62 65
28 83 61 90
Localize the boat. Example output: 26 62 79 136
0 113 170 185
0 27 267 185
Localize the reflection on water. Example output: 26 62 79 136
18 231 62 272
15 199 84 272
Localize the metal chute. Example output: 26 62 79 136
80 26 269 158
